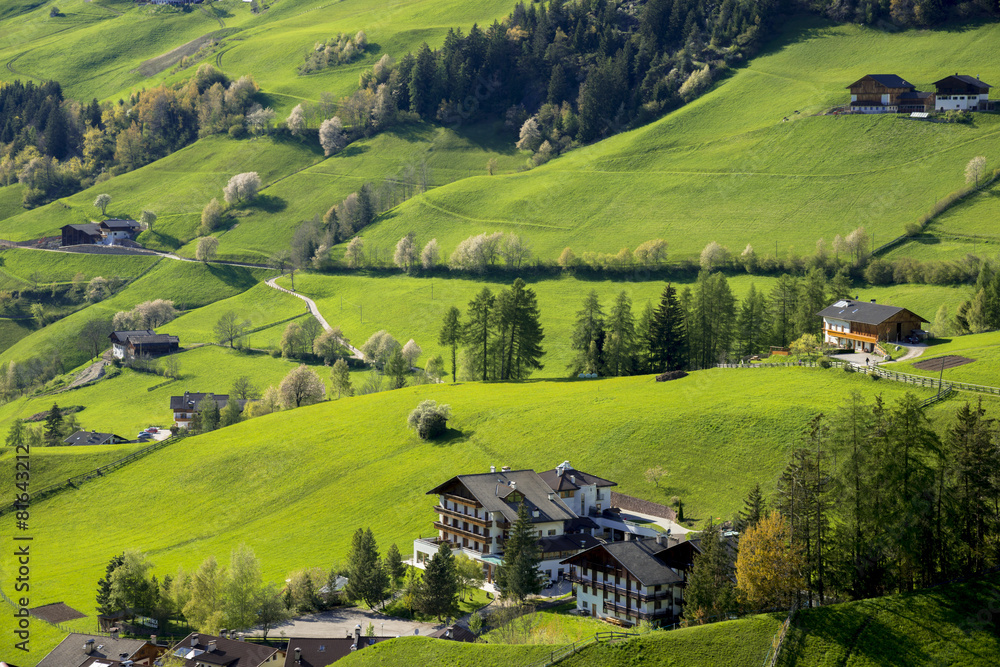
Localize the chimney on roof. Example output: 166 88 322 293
191 633 199 647
501 465 511 472
294 647 302 662
208 640 217 653
570 474 576 484
871 299 876 304
490 465 496 473
532 509 540 518
238 633 245 641
220 629 226 639
548 492 554 501
355 624 362 641
110 628 119 640
84 639 95 654
445 627 453 638
624 532 631 541
656 533 665 546
150 635 157 646
509 481 516 491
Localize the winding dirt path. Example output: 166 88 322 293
265 276 365 361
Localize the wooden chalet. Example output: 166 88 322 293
818 299 928 352
61 223 104 246
560 534 700 626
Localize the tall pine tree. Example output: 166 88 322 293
647 283 687 372
495 502 543 603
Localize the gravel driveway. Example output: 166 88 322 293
251 607 444 639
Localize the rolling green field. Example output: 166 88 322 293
356 20 1000 262
0 441 143 491
0 367 952 662
279 271 968 377
0 248 160 287
0 260 273 369
0 344 349 440
895 331 1000 387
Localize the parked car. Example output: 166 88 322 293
146 427 158 433
136 433 153 441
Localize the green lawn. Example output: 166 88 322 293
0 441 144 491
894 331 1000 388
480 602 614 645
0 248 160 285
279 271 967 378
0 367 950 661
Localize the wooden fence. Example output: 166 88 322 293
0 437 177 517
716 360 1000 398
524 631 638 667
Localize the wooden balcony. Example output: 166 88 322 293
441 492 482 509
434 521 492 544
435 505 493 528
823 328 877 344
571 575 671 602
603 600 672 621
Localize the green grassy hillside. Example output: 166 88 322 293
0 260 272 369
0 248 160 288
357 20 1000 262
0 344 345 439
0 441 142 490
894 330 1000 387
0 368 946 654
279 272 967 377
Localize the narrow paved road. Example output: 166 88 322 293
265 276 365 361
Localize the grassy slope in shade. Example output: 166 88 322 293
0 369 949 650
0 261 272 369
778 574 1000 666
0 442 143 491
894 331 1000 386
0 345 353 440
279 272 968 378
359 21 1000 261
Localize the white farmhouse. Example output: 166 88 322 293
934 74 993 112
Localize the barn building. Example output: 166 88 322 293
846 74 933 114
933 74 993 111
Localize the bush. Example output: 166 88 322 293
843 364 855 374
229 124 247 139
407 400 451 440
819 359 831 369
655 370 688 382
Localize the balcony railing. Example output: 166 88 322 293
571 575 672 601
603 600 673 621
823 327 877 343
434 521 492 544
435 505 493 527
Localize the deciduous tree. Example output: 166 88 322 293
196 236 219 262
319 117 347 156
279 365 326 408
735 511 804 610
94 193 111 216
215 311 249 348
331 358 352 399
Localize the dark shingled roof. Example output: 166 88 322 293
428 470 578 524
37 634 149 667
538 533 604 554
109 330 179 346
561 537 698 587
816 300 927 325
934 74 992 90
898 91 934 100
282 637 392 666
28 601 87 624
100 219 141 230
110 330 157 344
63 430 125 446
62 223 103 236
537 466 617 492
847 74 915 90
173 633 278 667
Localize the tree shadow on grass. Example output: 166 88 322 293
429 427 471 447
334 143 370 159
248 194 286 214
205 263 258 291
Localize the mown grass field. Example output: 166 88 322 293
0 248 160 287
279 271 968 377
357 20 1000 262
0 367 954 662
895 330 1000 387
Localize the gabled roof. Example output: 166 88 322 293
934 74 992 90
898 91 934 100
62 223 103 236
538 533 604 554
173 633 277 667
427 470 578 524
560 537 698 587
109 330 157 344
428 625 478 642
816 300 928 325
537 463 617 492
100 218 141 230
847 74 915 90
109 330 179 346
37 634 149 667
63 430 125 446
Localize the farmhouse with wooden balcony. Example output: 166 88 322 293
560 534 700 626
415 461 656 585
934 74 993 111
847 74 933 113
818 299 927 353
170 391 246 428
